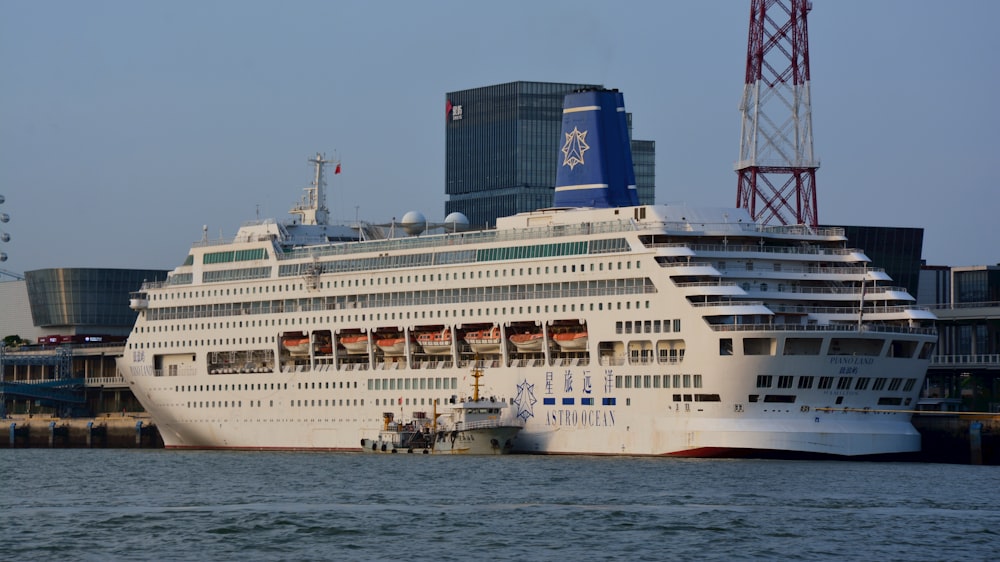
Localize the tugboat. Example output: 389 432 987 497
360 362 521 454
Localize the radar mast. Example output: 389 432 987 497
289 153 335 226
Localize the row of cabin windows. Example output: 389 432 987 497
617 319 681 334
177 381 358 393
141 275 654 323
187 398 361 409
369 377 457 391
155 260 646 300
615 373 702 389
755 375 917 392
131 300 654 348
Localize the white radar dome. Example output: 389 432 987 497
444 212 470 232
401 210 427 236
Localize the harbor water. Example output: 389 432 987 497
3 450 998 561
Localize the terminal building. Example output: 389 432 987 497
0 268 166 417
918 264 1000 412
445 81 656 228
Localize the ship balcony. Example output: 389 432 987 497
673 281 746 298
717 265 890 283
736 284 913 302
656 260 721 277
688 299 773 316
784 305 936 324
648 243 696 258
128 295 149 310
708 320 937 336
685 243 870 263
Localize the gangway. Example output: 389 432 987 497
0 346 84 416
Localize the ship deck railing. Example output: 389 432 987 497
648 242 862 257
151 367 198 377
675 281 909 296
148 218 845 287
84 376 128 388
796 305 931 315
707 323 936 335
138 285 658 320
658 261 886 277
930 354 1000 368
690 300 767 308
456 418 524 431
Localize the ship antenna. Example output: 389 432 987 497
470 356 484 402
289 152 333 226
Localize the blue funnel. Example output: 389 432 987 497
553 88 639 208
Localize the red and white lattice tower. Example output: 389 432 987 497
736 0 818 227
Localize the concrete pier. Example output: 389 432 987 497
911 415 999 465
2 414 162 448
2 413 995 461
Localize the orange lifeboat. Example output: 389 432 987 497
417 329 453 355
281 334 310 356
464 326 502 354
340 334 369 355
376 335 409 356
553 330 588 351
509 331 546 352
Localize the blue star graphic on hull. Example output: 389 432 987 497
513 379 537 422
561 127 589 170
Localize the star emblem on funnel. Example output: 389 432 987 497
561 127 589 170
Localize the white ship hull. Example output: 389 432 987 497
120 336 930 456
118 151 936 458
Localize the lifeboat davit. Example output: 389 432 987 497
315 340 333 355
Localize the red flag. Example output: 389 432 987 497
334 163 341 174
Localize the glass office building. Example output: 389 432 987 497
445 81 655 228
24 268 167 333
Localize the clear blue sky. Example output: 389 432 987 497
1 0 997 274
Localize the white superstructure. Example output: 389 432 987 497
118 153 937 456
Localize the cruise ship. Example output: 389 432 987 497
119 88 937 456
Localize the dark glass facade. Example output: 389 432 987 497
953 267 1000 304
445 81 655 228
832 225 924 298
25 268 167 331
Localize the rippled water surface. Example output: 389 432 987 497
3 450 998 561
